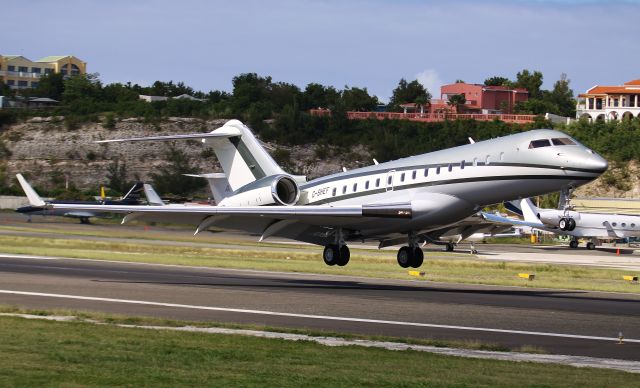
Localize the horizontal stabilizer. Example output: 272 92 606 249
16 174 46 207
95 127 241 143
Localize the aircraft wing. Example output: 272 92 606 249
603 221 624 239
480 212 559 234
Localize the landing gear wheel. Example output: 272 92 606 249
586 242 595 250
337 245 350 266
567 218 576 231
569 240 578 249
397 246 412 268
559 218 568 231
445 243 454 252
323 244 340 266
410 248 424 268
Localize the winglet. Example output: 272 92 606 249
143 184 165 206
16 174 46 207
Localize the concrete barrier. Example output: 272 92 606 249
0 196 28 210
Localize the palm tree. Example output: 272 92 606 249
447 94 466 113
414 95 429 116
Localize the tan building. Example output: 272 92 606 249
0 55 87 90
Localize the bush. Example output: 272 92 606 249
103 113 116 129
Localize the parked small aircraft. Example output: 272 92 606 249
18 120 607 267
16 181 145 224
485 197 640 250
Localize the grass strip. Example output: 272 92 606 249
0 313 636 386
0 235 639 293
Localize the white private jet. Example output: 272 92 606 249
485 197 640 250
17 119 607 267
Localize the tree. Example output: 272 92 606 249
150 146 206 196
447 94 466 113
414 95 429 114
231 73 273 114
341 86 378 111
484 76 511 87
388 79 431 112
515 69 544 99
301 83 340 110
545 73 575 117
31 72 65 100
62 73 102 102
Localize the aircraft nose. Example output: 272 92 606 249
586 152 608 173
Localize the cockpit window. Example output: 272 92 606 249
528 139 551 149
551 137 576 146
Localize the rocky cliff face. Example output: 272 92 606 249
0 117 367 194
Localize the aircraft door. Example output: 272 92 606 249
386 170 395 191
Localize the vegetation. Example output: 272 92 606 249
1 316 635 386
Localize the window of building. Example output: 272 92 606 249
31 82 39 88
18 66 28 72
31 67 41 74
365 181 369 189
17 80 28 87
375 178 380 187
44 68 53 74
332 187 336 197
412 171 416 180
7 80 15 86
8 65 15 71
400 173 405 182
461 160 465 169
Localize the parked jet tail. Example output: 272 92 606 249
142 184 165 206
507 198 543 224
96 120 288 191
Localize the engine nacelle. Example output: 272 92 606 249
217 175 300 206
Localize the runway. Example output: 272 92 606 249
1 254 639 361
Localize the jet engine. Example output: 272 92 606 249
217 175 300 206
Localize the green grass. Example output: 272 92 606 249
1 235 639 293
0 315 636 387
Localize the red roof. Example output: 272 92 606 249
624 79 640 86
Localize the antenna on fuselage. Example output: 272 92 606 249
342 167 348 172
373 159 379 165
468 137 475 144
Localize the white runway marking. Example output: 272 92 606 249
1 289 638 344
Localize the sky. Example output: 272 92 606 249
3 0 640 102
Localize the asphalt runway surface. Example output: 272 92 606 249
1 255 640 361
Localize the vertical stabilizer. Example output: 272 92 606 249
204 120 285 191
184 173 232 204
520 198 542 224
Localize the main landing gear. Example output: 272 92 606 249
569 239 579 249
396 232 424 268
323 227 350 266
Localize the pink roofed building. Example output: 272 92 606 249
440 83 529 114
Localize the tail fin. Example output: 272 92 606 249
96 119 285 191
183 173 231 204
143 184 165 206
16 174 46 207
520 198 542 223
121 182 145 201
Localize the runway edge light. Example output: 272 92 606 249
622 275 638 283
518 273 535 281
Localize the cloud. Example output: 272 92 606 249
416 69 444 97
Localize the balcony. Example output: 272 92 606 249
0 70 42 79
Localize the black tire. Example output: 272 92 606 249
558 218 567 231
323 244 339 266
445 243 454 252
586 242 595 250
337 245 350 266
410 248 424 268
569 240 578 249
567 218 576 231
397 246 412 268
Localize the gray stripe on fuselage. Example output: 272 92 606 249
301 162 602 189
307 174 594 204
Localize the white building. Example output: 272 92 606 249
576 79 640 122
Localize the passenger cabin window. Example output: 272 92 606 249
353 183 357 192
412 171 416 180
528 139 551 149
622 223 627 227
436 167 441 174
632 223 636 228
448 164 452 172
551 138 576 146
400 173 405 182
387 176 392 185
365 181 370 189
612 222 617 227
485 155 490 165
342 186 347 194
461 160 465 169
332 188 336 196
376 178 380 187
424 168 428 177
